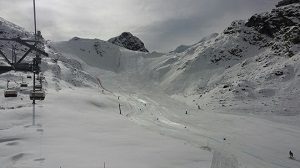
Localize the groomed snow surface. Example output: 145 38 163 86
0 88 212 168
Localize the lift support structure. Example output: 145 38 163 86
0 37 48 72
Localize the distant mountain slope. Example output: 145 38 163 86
51 37 123 72
0 17 33 64
145 2 300 115
0 18 98 90
0 17 30 38
108 32 149 52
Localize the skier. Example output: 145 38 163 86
289 150 294 159
119 103 122 115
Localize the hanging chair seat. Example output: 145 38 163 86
30 90 45 100
35 84 42 90
4 89 18 97
20 82 28 87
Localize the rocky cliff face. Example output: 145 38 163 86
245 2 300 56
246 2 299 38
276 0 300 7
108 32 149 52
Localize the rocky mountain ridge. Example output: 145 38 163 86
276 0 300 7
108 32 149 52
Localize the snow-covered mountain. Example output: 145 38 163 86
0 17 33 67
0 18 99 90
143 2 300 116
108 32 149 52
1 2 300 168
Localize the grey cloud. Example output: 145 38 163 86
0 0 278 52
135 0 277 51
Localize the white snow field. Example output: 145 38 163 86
0 88 212 168
1 2 300 168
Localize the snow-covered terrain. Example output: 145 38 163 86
1 2 300 168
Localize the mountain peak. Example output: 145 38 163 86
276 0 300 7
245 3 300 41
108 32 149 52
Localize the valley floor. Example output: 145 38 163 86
1 86 300 168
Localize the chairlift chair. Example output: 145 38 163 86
27 75 32 79
35 84 42 90
36 75 45 81
20 77 28 87
20 82 28 87
4 80 17 97
30 90 45 100
4 89 18 97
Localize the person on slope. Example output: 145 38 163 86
289 150 294 159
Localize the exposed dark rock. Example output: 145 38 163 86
275 70 284 76
283 26 300 44
245 4 299 38
70 37 80 41
228 48 243 57
108 32 149 52
246 14 296 38
276 0 300 7
224 20 244 35
223 85 230 89
243 3 300 57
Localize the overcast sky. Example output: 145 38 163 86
0 0 277 52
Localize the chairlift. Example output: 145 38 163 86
4 89 18 97
4 80 17 97
20 77 28 87
27 75 32 79
35 84 42 90
20 82 28 87
30 90 45 100
37 75 45 81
